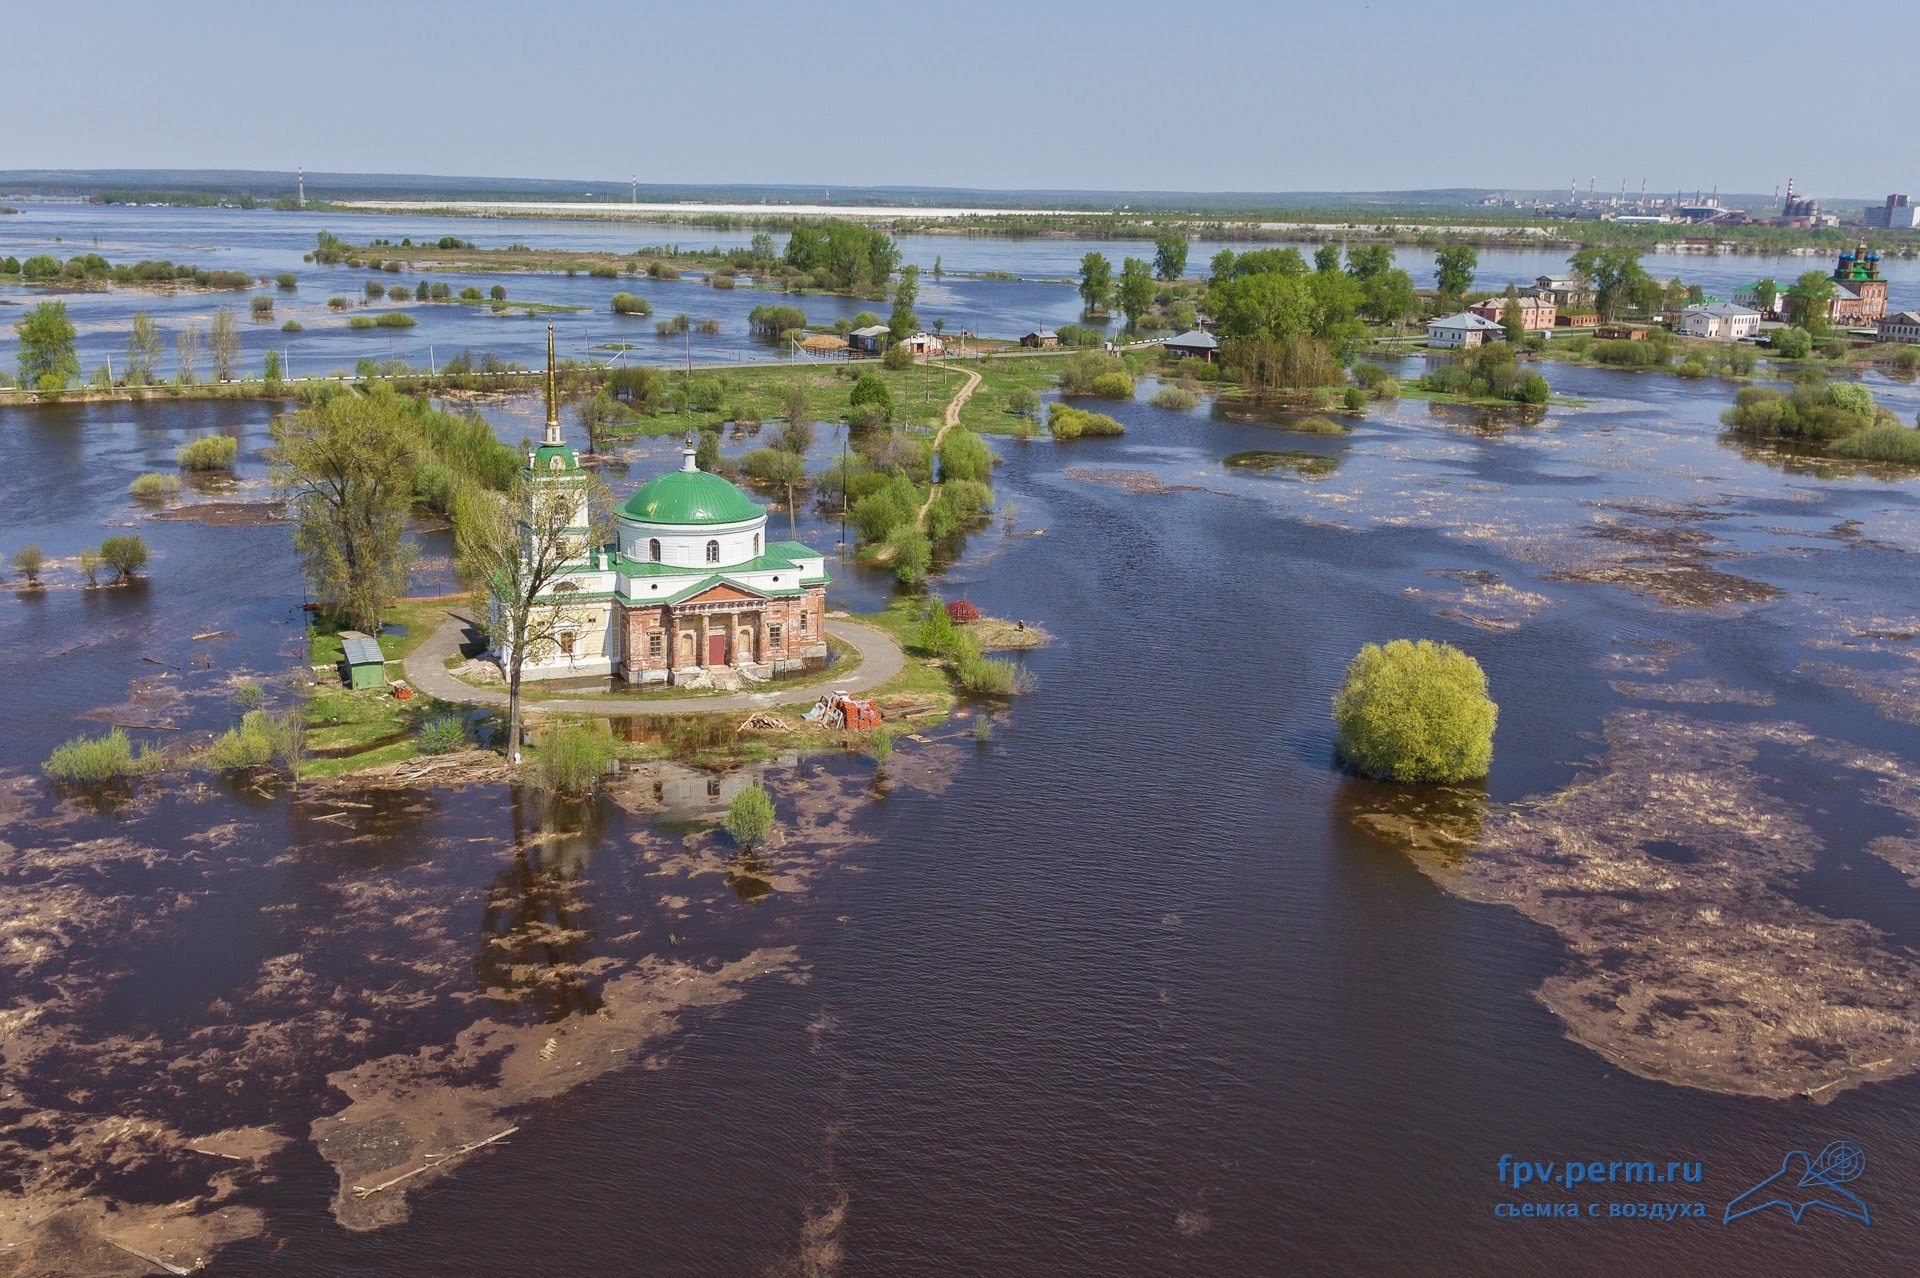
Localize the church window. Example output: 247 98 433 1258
648 538 661 562
558 631 576 656
705 539 720 563
648 633 664 658
798 611 808 635
754 533 760 555
769 624 782 647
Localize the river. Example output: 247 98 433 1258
5 208 1920 1275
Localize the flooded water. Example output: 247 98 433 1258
5 204 1917 384
8 215 1920 1273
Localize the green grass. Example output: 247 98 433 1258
953 355 1073 435
301 682 476 778
307 599 456 668
622 361 965 436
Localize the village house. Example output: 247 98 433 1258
1468 295 1557 333
1595 324 1649 341
1677 301 1761 341
1426 312 1506 349
1525 275 1595 309
898 331 946 356
1162 330 1219 361
1019 328 1060 349
848 324 889 355
1879 311 1920 344
492 338 830 689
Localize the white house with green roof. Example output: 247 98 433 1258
503 429 830 687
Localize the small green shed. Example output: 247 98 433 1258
340 632 387 690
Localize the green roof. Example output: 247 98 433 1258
527 443 579 474
620 468 764 526
767 540 822 560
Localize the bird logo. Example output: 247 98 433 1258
1724 1142 1869 1225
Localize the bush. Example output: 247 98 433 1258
1332 639 1497 783
43 728 157 784
1513 372 1550 404
100 535 149 581
1769 327 1814 359
1721 383 1878 442
198 710 303 777
1088 371 1135 399
1829 423 1920 464
847 402 888 432
946 599 981 624
327 296 350 310
1342 387 1366 410
176 434 239 470
1008 388 1042 415
250 295 274 315
281 319 303 332
958 655 1036 695
610 292 651 315
233 680 266 712
1288 415 1348 435
1058 350 1127 394
1047 404 1124 439
129 472 181 500
275 273 298 290
1352 362 1394 390
10 544 45 582
348 316 374 329
530 721 617 795
1828 381 1874 415
375 312 416 328
490 284 507 301
724 782 776 848
867 728 893 764
939 429 993 483
882 342 915 370
416 714 469 754
849 372 893 415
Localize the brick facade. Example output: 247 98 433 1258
617 585 828 684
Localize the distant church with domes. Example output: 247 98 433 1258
496 335 830 687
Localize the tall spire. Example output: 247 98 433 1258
543 322 561 446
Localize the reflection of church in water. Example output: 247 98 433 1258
497 335 830 687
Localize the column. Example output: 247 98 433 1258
698 613 711 669
756 610 769 664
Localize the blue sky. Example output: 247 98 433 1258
8 1 1916 198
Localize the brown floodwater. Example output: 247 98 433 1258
6 357 1920 1274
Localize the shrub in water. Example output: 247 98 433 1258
1287 415 1348 436
129 472 181 500
416 714 469 754
1769 327 1813 359
176 434 239 470
43 728 155 784
530 721 617 795
610 292 651 315
945 599 981 624
348 316 374 329
1047 404 1124 439
1088 370 1135 399
867 728 893 764
233 680 267 712
1829 423 1920 464
375 312 416 328
723 781 775 849
198 710 303 777
1150 386 1198 411
100 534 149 581
1332 639 1497 784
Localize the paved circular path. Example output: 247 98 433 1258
402 613 907 715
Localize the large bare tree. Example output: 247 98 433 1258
208 305 240 383
455 471 611 763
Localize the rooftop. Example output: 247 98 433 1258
620 450 765 526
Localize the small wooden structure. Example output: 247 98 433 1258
1020 329 1060 349
899 331 946 356
1596 324 1649 341
849 324 889 355
340 632 387 690
799 333 847 356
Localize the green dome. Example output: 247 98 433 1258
620 468 764 526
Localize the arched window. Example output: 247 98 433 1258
705 539 720 563
648 538 661 563
753 533 760 556
548 455 564 472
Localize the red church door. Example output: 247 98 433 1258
708 632 729 666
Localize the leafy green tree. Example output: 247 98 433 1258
1225 247 1308 279
1333 639 1497 783
1568 245 1652 319
1117 257 1154 328
849 372 893 417
782 220 901 290
1078 251 1113 315
1360 268 1416 327
14 302 80 390
1769 326 1813 359
1785 270 1837 333
100 535 149 582
1500 283 1525 344
1313 243 1342 274
1433 245 1478 304
724 782 776 850
1210 248 1236 285
1345 244 1394 282
10 544 45 584
1153 232 1189 282
1752 278 1778 312
126 312 163 385
269 393 418 633
263 349 282 387
887 264 920 340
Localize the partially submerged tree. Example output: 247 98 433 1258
455 468 612 764
270 392 417 633
99 534 149 582
1117 257 1154 328
10 544 45 584
14 302 80 390
127 312 163 384
724 782 775 850
209 305 240 382
1078 252 1112 315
